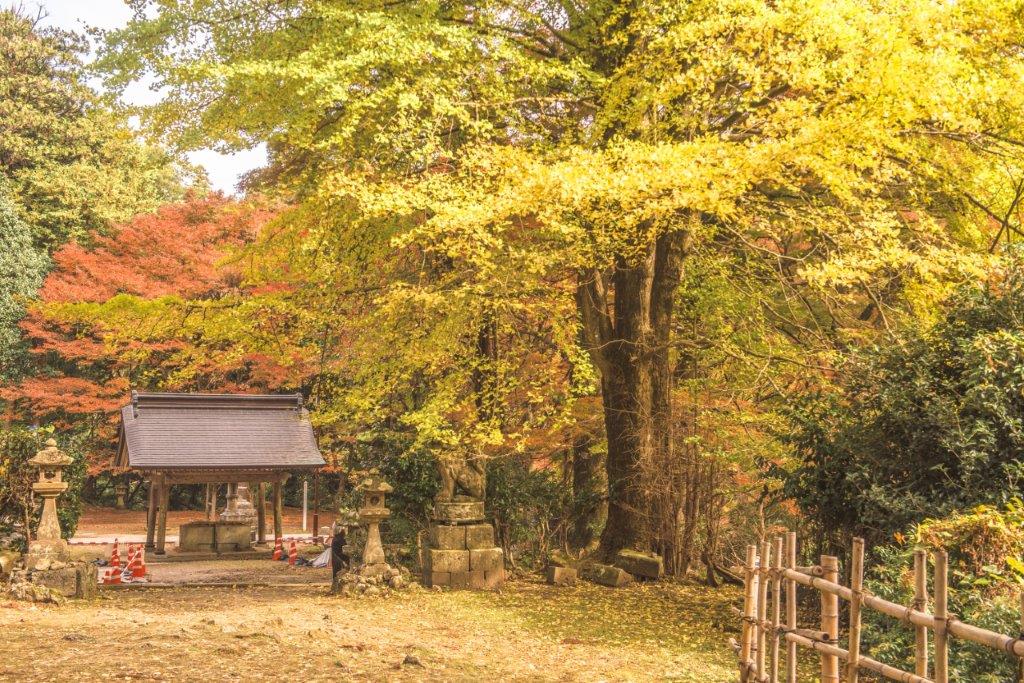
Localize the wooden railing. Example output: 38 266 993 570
730 533 1024 682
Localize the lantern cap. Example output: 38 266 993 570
29 439 72 467
358 475 393 494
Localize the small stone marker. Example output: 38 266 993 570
546 566 577 586
614 549 664 580
580 563 633 588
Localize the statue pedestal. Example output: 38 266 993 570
432 500 485 524
423 501 504 590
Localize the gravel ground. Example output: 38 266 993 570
0 578 740 682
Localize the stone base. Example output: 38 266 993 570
30 564 97 599
546 566 578 586
429 523 495 550
178 521 252 552
423 519 504 590
614 550 664 580
358 562 392 578
25 538 70 571
432 500 485 523
333 567 409 596
580 563 634 588
426 567 505 589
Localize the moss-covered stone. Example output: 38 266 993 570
546 566 577 586
614 550 664 580
580 563 633 588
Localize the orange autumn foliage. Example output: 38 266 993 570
1 195 277 471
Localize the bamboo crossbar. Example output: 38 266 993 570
776 566 1024 658
735 534 1024 683
785 632 932 683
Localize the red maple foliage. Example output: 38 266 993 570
40 193 264 303
1 194 278 472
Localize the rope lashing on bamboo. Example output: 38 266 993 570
1003 630 1024 655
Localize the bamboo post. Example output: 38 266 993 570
847 538 865 683
821 555 840 683
913 549 929 678
740 545 758 682
771 536 783 683
786 532 798 683
1019 591 1024 683
757 541 770 682
934 550 949 683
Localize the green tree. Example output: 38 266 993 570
0 8 201 250
782 254 1024 551
0 195 47 381
0 427 84 545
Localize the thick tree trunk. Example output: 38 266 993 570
578 229 688 559
568 435 602 550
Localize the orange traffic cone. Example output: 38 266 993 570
133 546 147 579
272 538 283 561
110 539 121 569
288 540 297 566
102 566 121 585
123 546 138 582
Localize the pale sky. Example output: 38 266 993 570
31 0 267 195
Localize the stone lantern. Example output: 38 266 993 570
357 475 393 577
114 481 128 509
26 438 73 569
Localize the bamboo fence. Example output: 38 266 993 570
730 532 1024 683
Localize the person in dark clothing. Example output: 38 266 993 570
331 525 350 580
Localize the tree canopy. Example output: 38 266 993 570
1 9 202 250
95 0 1024 557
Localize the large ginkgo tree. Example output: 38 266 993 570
101 0 1024 556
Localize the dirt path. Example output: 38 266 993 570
0 579 739 682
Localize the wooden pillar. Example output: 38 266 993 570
913 549 929 678
156 477 170 555
145 478 157 549
312 470 320 540
272 480 283 541
256 482 267 545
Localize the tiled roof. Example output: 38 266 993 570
117 392 324 470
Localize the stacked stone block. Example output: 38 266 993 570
424 502 505 589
